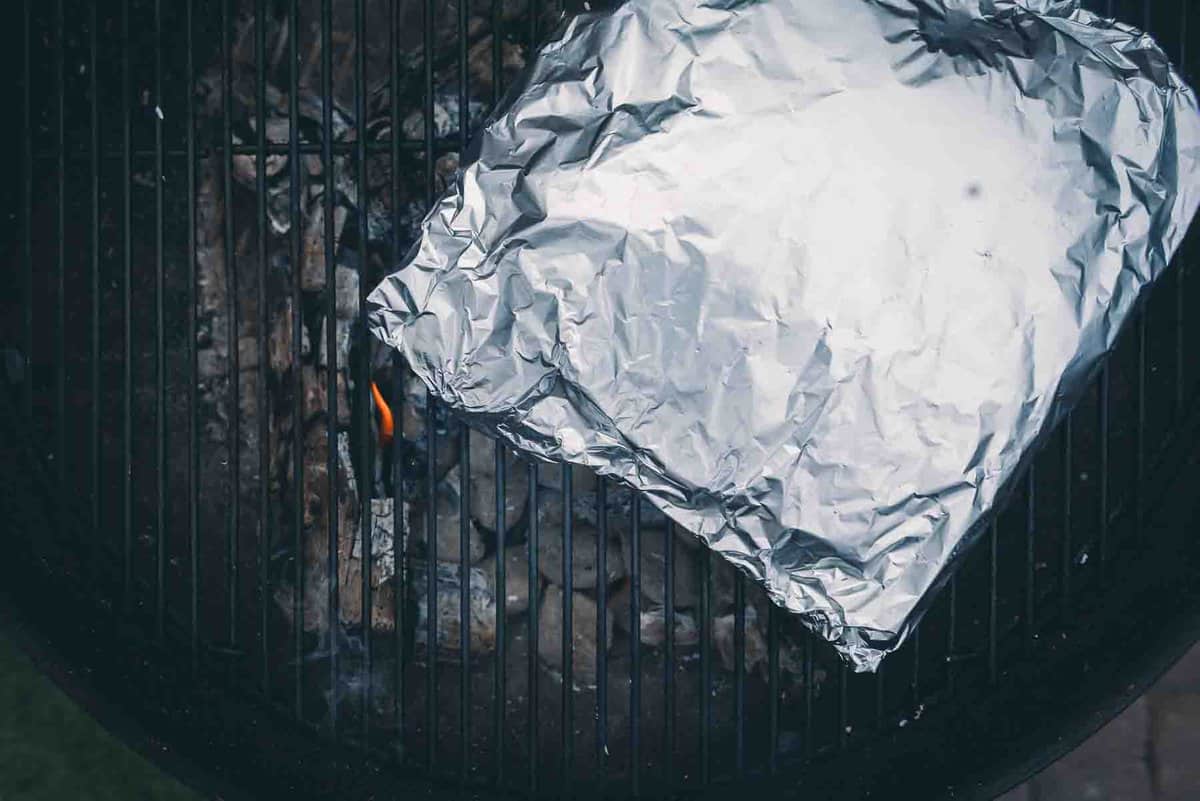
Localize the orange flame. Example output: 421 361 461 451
370 381 394 447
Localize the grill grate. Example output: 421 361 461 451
2 0 1200 799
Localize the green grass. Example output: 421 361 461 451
0 627 201 801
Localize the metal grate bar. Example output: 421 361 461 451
54 0 65 552
186 0 201 678
1024 466 1037 642
222 0 241 650
90 0 102 590
1180 241 1190 419
21 0 33 422
596 477 609 782
460 0 471 153
354 0 374 741
699 547 711 783
320 0 340 737
562 463 575 793
1101 0 1115 560
530 0 540 56
1060 416 1073 621
458 0 473 769
493 0 504 101
1098 364 1110 563
481 100 510 788
154 0 167 645
630 490 642 796
423 0 436 208
988 519 999 684
909 628 921 707
803 635 814 760
734 573 746 772
837 663 848 750
526 0 546 761
459 430 470 776
392 361 407 748
387 0 406 751
1135 312 1147 539
255 0 272 692
946 575 958 692
767 605 779 774
421 0 437 769
528 462 540 795
1136 0 1151 564
425 391 438 768
663 520 675 789
122 0 134 615
289 0 306 719
1175 0 1189 418
875 661 885 729
494 442 507 784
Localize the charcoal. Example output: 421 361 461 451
620 527 702 609
638 605 701 649
465 427 530 538
316 313 353 371
301 365 351 427
409 465 487 565
484 544 534 617
712 606 769 678
337 497 402 629
411 561 496 661
536 518 625 590
537 583 612 687
301 199 347 290
610 580 700 649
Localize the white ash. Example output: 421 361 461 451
638 605 701 649
333 264 360 320
317 313 354 371
351 498 399 565
412 561 496 661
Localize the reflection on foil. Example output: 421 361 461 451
368 0 1200 670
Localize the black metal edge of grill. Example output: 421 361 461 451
1 0 1199 799
0 593 258 801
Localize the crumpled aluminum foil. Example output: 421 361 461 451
368 0 1200 670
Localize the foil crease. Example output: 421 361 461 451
368 0 1200 670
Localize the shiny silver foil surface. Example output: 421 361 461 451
369 0 1200 670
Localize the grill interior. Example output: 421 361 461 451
2 1 1200 799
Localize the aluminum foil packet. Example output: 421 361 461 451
369 0 1200 670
